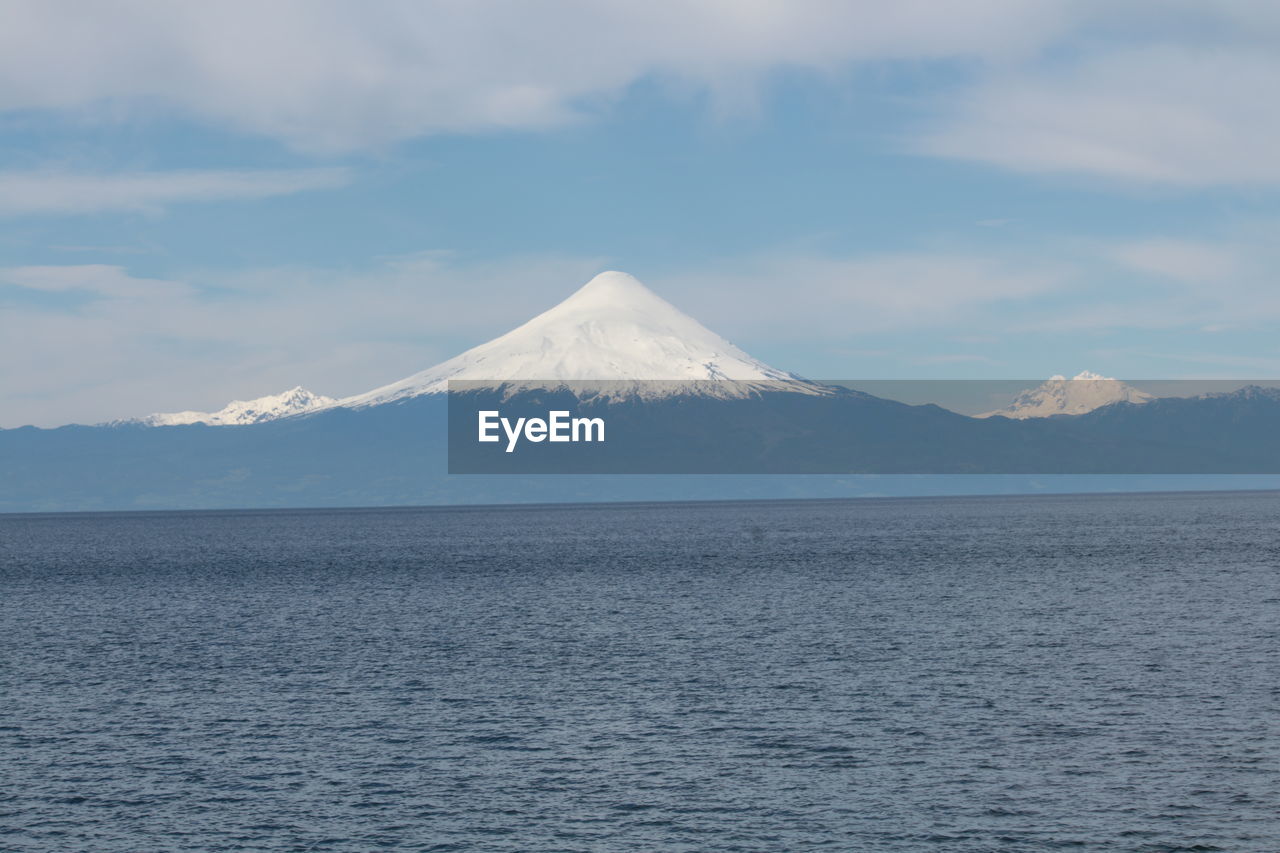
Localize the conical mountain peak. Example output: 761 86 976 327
509 270 710 337
565 270 660 303
339 270 808 407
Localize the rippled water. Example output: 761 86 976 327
3 492 1280 851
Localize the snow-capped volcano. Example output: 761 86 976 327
976 371 1155 419
338 270 816 406
122 271 813 427
135 387 335 426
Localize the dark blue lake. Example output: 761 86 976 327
3 492 1279 851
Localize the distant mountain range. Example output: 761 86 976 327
3 272 1279 511
131 386 335 426
122 273 1162 427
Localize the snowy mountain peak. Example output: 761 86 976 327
977 372 1155 419
339 270 815 407
1047 370 1110 382
565 269 666 307
135 386 336 426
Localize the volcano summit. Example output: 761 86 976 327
338 270 819 406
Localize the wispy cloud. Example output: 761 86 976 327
1013 226 1280 332
2 2 1278 192
916 46 1280 186
914 354 1002 365
664 251 1068 336
1111 239 1241 283
2 3 1279 191
0 1 1075 151
0 168 350 216
0 264 191 298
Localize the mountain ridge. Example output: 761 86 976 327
976 371 1155 419
127 386 336 427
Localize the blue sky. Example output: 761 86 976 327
3 1 1280 426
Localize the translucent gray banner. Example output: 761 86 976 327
446 379 1280 474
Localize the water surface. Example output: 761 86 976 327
3 492 1279 851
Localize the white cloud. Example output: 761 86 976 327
663 252 1067 336
916 46 1280 186
0 264 189 298
1111 239 1240 282
915 354 1001 365
1024 225 1280 331
0 168 350 216
2 2 1280 188
4 2 1280 187
0 0 1072 151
